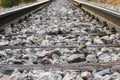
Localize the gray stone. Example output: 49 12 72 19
35 50 49 57
100 47 110 53
96 51 103 57
67 54 85 63
97 69 111 76
46 49 62 58
86 54 98 62
102 74 111 80
63 72 83 80
112 72 120 79
37 72 62 80
94 73 103 79
98 53 111 62
0 51 7 58
29 55 38 64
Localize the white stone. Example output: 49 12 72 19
81 71 91 78
0 41 9 46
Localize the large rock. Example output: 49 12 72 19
81 71 92 78
0 73 10 80
63 72 83 80
0 51 7 58
98 53 111 62
35 50 49 58
86 54 98 62
112 72 120 79
37 72 62 80
46 49 62 58
0 41 9 46
96 69 111 76
67 54 85 63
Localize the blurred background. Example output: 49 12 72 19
0 0 37 8
0 0 120 8
87 0 120 7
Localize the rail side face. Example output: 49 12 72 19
0 0 52 28
70 0 120 30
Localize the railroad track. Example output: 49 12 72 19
69 0 120 30
0 0 120 79
0 0 52 29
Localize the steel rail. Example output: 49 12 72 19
69 0 120 30
0 0 52 28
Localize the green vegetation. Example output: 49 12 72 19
0 0 2 6
24 0 37 3
2 0 20 8
1 0 37 8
